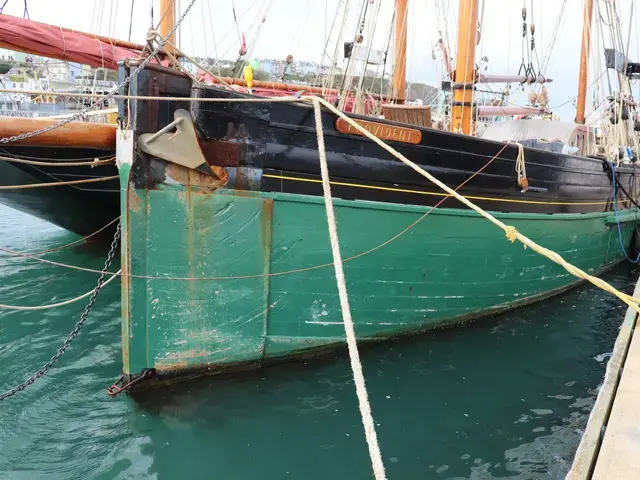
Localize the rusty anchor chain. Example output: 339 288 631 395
0 0 198 146
0 223 121 401
107 369 155 398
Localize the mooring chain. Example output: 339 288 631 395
0 223 121 401
0 0 199 145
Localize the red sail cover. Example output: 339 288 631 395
0 14 139 69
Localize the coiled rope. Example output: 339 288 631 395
514 142 528 191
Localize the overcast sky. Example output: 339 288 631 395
4 0 640 120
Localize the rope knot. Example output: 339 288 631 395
505 226 518 243
146 29 158 42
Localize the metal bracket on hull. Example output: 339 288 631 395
138 109 208 171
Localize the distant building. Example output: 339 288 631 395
0 48 25 62
68 63 83 79
45 60 71 81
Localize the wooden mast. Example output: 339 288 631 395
392 0 408 103
576 0 594 124
451 0 478 134
159 0 177 54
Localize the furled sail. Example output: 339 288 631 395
0 14 139 69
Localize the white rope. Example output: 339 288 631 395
47 108 118 119
312 99 386 480
0 175 119 190
0 270 120 311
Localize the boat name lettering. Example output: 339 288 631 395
335 118 422 144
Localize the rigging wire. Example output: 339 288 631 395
539 0 567 78
128 0 135 41
154 0 177 32
206 0 222 77
369 8 394 97
233 0 277 79
324 0 328 67
199 0 207 62
353 0 383 111
320 0 352 95
176 0 181 49
96 0 107 35
290 0 313 59
188 0 196 57
204 0 261 66
90 0 99 33
112 0 120 38
231 0 244 48
597 0 614 97
107 0 114 39
337 0 370 102
478 71 607 111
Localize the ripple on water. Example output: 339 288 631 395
0 205 636 479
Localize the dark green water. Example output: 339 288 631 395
0 205 635 479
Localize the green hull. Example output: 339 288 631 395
120 165 636 378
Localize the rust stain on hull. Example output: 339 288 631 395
128 188 142 212
200 139 241 167
165 163 227 190
155 349 216 372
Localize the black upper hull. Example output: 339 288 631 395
189 85 640 215
1 61 638 238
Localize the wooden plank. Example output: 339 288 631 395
591 312 640 479
382 104 432 128
567 277 640 479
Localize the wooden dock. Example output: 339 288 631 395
567 277 640 479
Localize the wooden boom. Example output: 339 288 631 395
0 117 116 149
